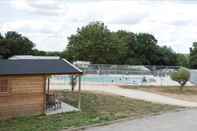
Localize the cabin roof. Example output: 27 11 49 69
0 59 82 76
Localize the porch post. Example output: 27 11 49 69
47 77 50 94
78 75 81 110
43 76 47 113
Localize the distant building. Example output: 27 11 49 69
74 61 91 69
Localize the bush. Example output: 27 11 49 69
170 67 190 91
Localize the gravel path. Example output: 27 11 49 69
83 85 197 107
83 109 197 131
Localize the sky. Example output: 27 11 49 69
0 0 197 53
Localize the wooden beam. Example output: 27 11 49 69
78 76 81 110
47 77 50 94
0 72 83 77
43 76 47 113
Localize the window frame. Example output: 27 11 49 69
0 78 10 96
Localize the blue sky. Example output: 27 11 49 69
0 0 197 53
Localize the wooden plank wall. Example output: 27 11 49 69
0 76 45 119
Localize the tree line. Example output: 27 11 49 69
0 21 196 68
0 31 61 59
63 22 189 67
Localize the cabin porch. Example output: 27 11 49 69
45 75 82 115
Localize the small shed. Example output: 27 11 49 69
0 59 82 119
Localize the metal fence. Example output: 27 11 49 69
71 64 186 86
78 64 179 76
50 64 197 89
190 70 197 85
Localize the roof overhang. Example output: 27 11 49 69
0 59 83 76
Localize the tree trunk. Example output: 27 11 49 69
179 81 186 92
180 85 183 92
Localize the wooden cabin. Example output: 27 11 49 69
0 59 82 120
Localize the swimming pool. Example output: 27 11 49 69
51 74 156 85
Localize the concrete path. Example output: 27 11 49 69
51 83 197 107
83 109 197 131
83 85 197 107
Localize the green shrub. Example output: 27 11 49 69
170 67 190 91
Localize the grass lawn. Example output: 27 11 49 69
0 91 180 131
121 85 197 102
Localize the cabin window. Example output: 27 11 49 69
0 80 8 93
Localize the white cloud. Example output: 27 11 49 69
1 0 197 53
1 20 59 34
10 0 67 16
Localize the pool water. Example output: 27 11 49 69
83 75 142 84
51 74 154 85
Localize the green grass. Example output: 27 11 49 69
122 85 197 95
0 91 180 131
157 86 197 95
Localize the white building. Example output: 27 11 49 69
73 61 91 68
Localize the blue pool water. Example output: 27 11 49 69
82 75 142 84
51 74 151 85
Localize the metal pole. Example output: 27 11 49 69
78 76 81 110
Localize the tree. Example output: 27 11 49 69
189 42 197 68
0 31 34 58
64 21 179 66
32 49 61 57
170 67 190 91
65 22 109 62
0 31 63 59
135 33 159 65
176 53 189 67
115 31 139 65
0 33 3 39
65 21 127 64
32 49 47 56
157 46 178 66
46 51 61 56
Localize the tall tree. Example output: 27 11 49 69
176 53 189 67
64 21 179 66
135 33 159 65
0 31 34 59
115 30 138 64
65 22 126 64
189 42 197 68
157 46 178 66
